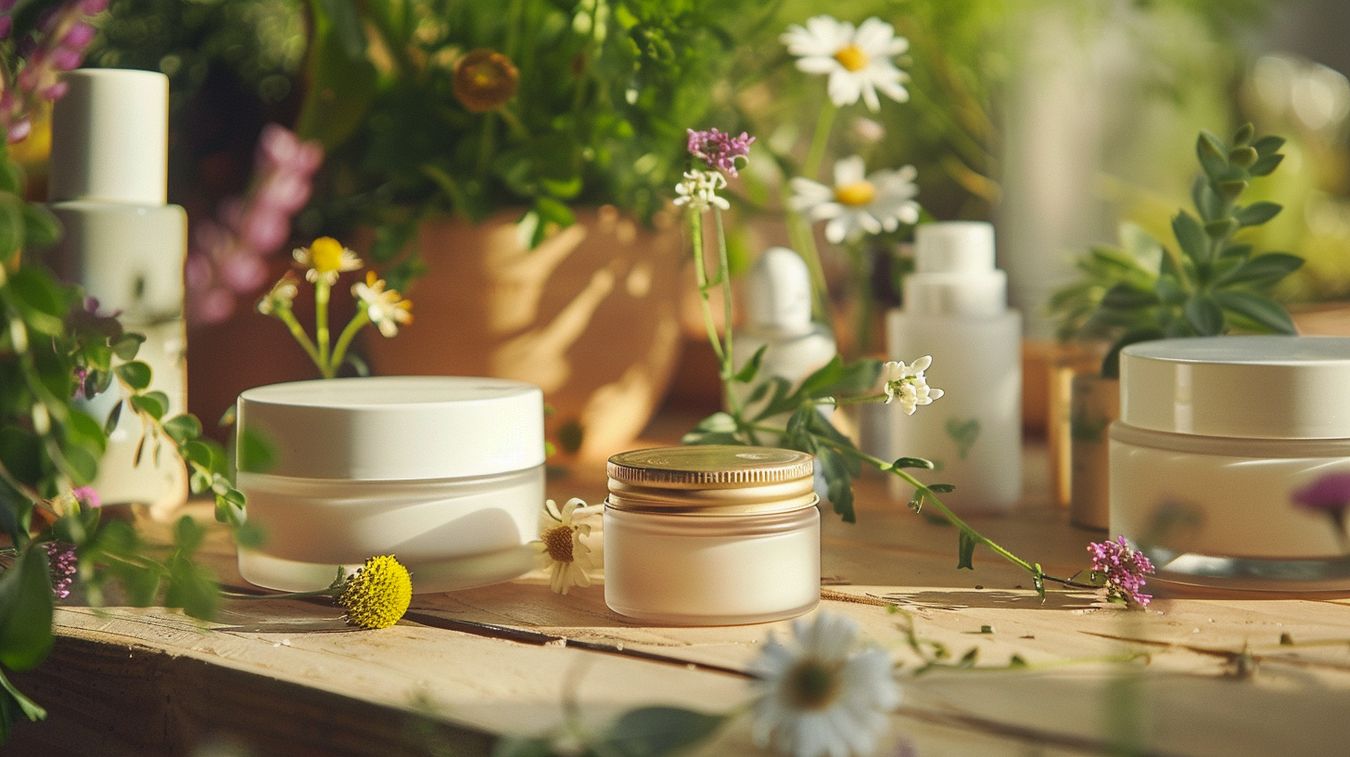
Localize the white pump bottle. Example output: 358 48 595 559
886 222 1021 513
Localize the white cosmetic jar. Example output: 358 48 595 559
1110 336 1350 590
235 376 545 593
604 446 820 625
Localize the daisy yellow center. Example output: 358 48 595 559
309 237 346 274
834 180 876 206
833 44 869 72
542 525 574 563
785 660 842 710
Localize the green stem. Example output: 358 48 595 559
314 280 332 377
787 210 833 322
329 311 371 376
803 102 837 180
850 242 875 356
220 587 335 600
688 210 725 364
477 112 497 179
275 308 322 370
813 393 889 407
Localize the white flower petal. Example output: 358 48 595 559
833 155 868 186
827 69 863 107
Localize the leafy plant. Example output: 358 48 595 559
1051 124 1303 377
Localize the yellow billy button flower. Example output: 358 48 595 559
453 49 520 113
532 498 597 595
337 554 413 629
352 271 414 337
293 236 362 285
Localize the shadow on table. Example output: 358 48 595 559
885 589 1100 612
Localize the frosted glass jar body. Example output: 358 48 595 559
604 505 820 625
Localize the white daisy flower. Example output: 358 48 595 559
673 169 731 212
750 612 901 757
532 498 597 595
781 16 910 111
882 355 944 416
790 156 920 244
257 272 299 315
292 236 362 285
352 272 414 337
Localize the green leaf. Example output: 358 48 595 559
602 706 727 756
816 445 856 523
0 196 23 262
1195 131 1227 180
0 546 55 670
534 197 576 229
1213 291 1297 334
295 0 377 149
20 203 60 249
130 391 168 420
1227 146 1257 168
1102 328 1166 378
7 267 67 335
114 361 152 390
162 414 203 446
1183 295 1225 335
929 483 956 493
1190 175 1224 222
490 737 555 757
1100 283 1159 310
1218 253 1303 288
957 531 977 570
1232 123 1255 145
163 553 218 621
111 333 145 361
61 444 99 486
237 429 276 474
1248 153 1284 177
1252 135 1285 156
733 345 767 384
0 667 47 729
1235 202 1282 227
1171 211 1209 263
891 457 934 470
103 401 124 437
1203 218 1237 239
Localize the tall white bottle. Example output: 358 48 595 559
732 247 837 419
47 69 188 512
886 222 1021 513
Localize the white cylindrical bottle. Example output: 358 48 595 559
731 247 837 417
46 69 188 513
886 222 1021 513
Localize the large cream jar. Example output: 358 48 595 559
604 446 820 625
235 376 545 593
1110 336 1350 590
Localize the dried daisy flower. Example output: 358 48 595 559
453 48 520 113
533 498 597 595
337 554 413 629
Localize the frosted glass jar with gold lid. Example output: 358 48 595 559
604 446 820 625
1110 336 1350 590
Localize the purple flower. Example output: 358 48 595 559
1087 536 1155 608
687 127 755 177
1 0 106 143
72 486 100 509
44 542 78 600
1292 472 1350 549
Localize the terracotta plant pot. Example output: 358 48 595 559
1068 372 1118 530
363 208 685 460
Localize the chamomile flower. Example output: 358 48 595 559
533 498 597 595
293 236 362 285
781 16 910 112
257 272 300 315
749 612 901 757
674 169 731 212
337 554 413 629
352 272 414 337
453 49 519 113
790 156 920 244
882 355 943 416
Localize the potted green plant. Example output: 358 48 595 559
1050 123 1302 527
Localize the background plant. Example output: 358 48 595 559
1051 124 1302 376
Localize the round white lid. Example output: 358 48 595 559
236 377 544 480
1120 336 1350 439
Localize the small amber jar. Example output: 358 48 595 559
604 446 820 625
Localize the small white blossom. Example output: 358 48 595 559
749 612 901 757
883 355 944 416
781 16 910 111
673 169 730 212
257 273 299 315
352 272 413 337
790 156 919 244
532 498 598 595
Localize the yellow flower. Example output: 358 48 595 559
532 498 597 595
352 271 414 337
293 236 362 284
337 555 412 629
453 49 519 112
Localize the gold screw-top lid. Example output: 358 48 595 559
606 446 817 515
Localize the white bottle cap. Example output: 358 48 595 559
745 247 813 334
905 221 1007 317
49 69 169 206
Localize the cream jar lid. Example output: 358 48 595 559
236 376 544 480
1120 336 1350 439
606 445 816 515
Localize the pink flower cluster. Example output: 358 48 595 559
44 541 78 600
686 127 755 177
0 0 108 143
187 124 323 324
1087 536 1155 608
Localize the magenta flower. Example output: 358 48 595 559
1087 536 1156 608
44 541 78 600
686 127 755 177
0 0 106 142
72 485 100 509
1292 472 1350 549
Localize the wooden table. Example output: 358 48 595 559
12 427 1350 756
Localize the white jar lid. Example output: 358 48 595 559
236 377 544 480
1120 336 1350 439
